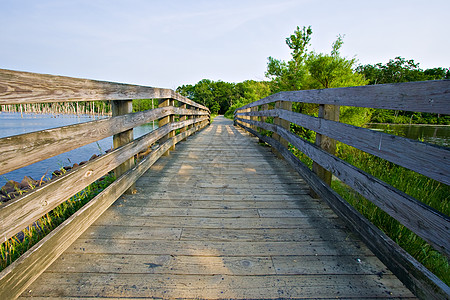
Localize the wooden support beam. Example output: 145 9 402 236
111 100 136 194
272 101 292 159
158 99 175 155
180 104 188 141
311 104 339 197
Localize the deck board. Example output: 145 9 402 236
19 116 415 299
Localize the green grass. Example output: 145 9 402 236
333 144 449 285
285 133 449 285
0 172 115 272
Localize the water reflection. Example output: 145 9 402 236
367 124 450 147
0 112 156 185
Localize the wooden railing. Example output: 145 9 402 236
234 80 450 299
0 69 210 298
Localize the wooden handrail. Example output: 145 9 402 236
0 69 210 299
236 80 450 114
236 108 449 185
0 116 208 243
0 106 209 175
0 69 209 111
234 80 450 299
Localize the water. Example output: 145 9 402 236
367 124 450 147
0 112 157 186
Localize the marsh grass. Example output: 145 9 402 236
285 134 449 284
333 143 449 284
0 172 115 272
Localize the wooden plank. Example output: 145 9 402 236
67 239 375 257
80 225 183 240
45 253 275 276
272 255 390 275
180 228 358 242
96 207 260 218
240 108 450 185
0 118 207 242
117 193 315 202
236 122 449 299
237 80 450 114
20 273 415 299
109 199 328 210
238 117 450 257
92 214 342 229
0 106 207 175
0 121 206 300
0 69 209 111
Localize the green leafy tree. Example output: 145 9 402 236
265 26 313 92
356 57 450 124
356 57 449 85
306 35 367 89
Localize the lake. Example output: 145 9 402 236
0 112 157 186
367 123 450 147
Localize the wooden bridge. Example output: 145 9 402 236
0 69 449 299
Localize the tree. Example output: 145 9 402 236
306 35 367 89
265 26 312 92
356 57 450 124
356 57 449 85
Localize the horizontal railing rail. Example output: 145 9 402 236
234 80 450 300
0 69 210 299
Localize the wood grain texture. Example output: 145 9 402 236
112 100 135 193
236 80 450 114
237 117 450 258
0 69 209 111
0 119 207 300
0 117 208 242
237 120 449 300
237 108 450 185
19 116 415 300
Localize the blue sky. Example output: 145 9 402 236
1 0 449 89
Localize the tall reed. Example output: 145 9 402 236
0 173 115 271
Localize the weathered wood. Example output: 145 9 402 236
0 69 209 111
69 238 374 257
158 99 175 155
237 80 450 114
0 121 206 300
20 273 414 299
112 100 135 194
271 101 291 158
18 116 413 299
0 117 208 242
237 121 449 299
237 117 450 258
312 104 339 189
43 253 388 276
180 103 188 141
237 108 450 185
46 253 276 276
93 214 341 229
0 106 208 175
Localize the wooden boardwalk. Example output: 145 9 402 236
19 116 415 299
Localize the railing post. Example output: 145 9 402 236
250 106 258 131
258 104 268 143
111 100 136 194
311 104 340 196
158 98 175 155
272 100 292 158
180 103 188 141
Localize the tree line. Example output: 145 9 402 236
176 25 449 125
